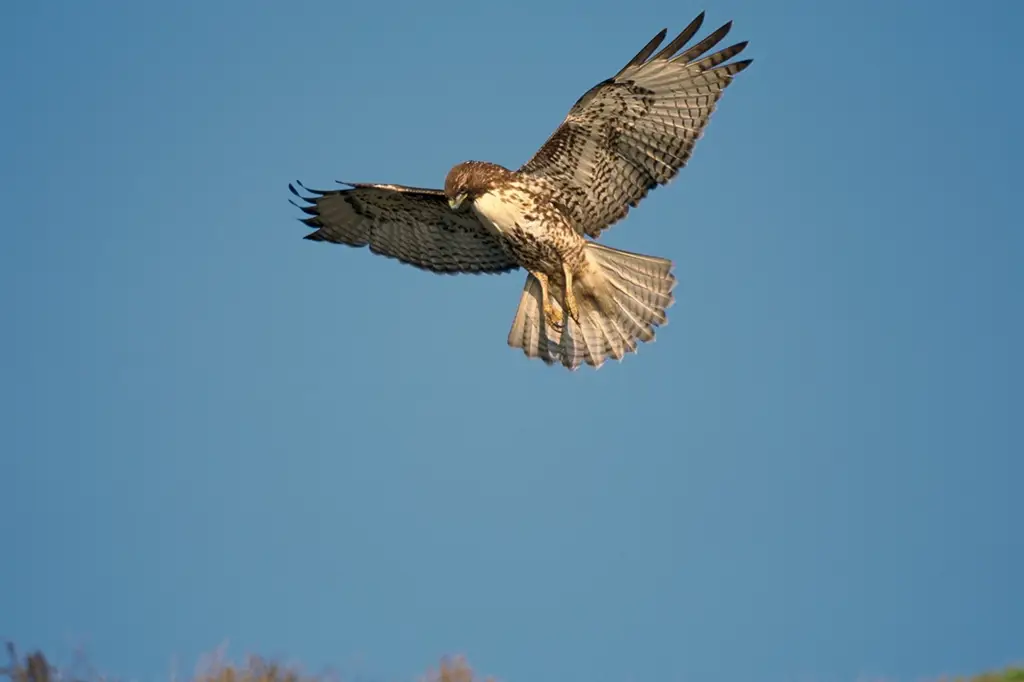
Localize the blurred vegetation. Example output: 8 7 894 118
3 643 1021 682
1 645 494 682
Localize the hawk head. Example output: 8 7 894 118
444 161 514 211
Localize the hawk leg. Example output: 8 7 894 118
562 263 581 325
534 271 564 330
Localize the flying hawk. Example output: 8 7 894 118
289 12 752 370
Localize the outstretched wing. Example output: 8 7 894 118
289 181 519 275
519 12 752 238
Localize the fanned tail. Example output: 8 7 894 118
507 242 676 370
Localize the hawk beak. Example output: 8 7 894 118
449 193 467 211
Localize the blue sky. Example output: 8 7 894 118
2 1 1022 682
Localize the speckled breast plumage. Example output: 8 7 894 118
472 183 587 277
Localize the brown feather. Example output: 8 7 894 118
517 13 753 238
289 182 518 275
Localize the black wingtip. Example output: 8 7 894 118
671 18 736 64
731 58 754 74
615 27 669 76
288 182 321 204
291 179 334 196
652 11 708 61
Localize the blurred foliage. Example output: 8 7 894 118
938 669 1024 682
3 642 1020 682
1 645 494 682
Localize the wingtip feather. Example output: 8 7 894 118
292 179 332 196
727 58 754 74
671 19 735 64
615 28 668 77
652 11 707 61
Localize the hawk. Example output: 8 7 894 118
289 12 752 370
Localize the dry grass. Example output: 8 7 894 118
3 643 1021 682
1 645 495 682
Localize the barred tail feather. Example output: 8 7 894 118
506 243 676 370
507 275 562 367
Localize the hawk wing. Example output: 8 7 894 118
518 12 752 238
289 181 519 275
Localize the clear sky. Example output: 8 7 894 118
2 1 1022 682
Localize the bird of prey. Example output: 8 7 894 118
289 12 752 370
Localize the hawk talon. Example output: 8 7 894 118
564 289 580 325
544 302 565 331
534 270 565 331
562 264 581 326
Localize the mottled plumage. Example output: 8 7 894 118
289 12 752 370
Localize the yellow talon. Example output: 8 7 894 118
563 264 581 325
564 289 580 325
544 302 564 330
534 270 565 330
